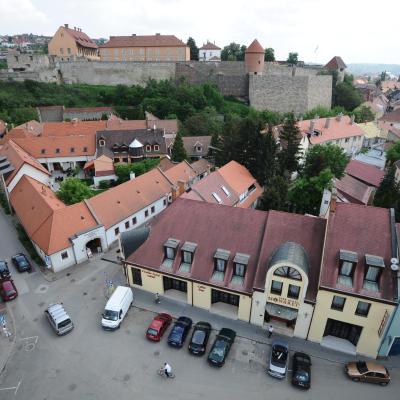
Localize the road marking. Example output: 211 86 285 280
19 336 38 344
0 380 21 395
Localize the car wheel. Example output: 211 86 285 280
352 378 360 382
380 382 388 386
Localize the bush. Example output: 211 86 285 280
98 180 112 189
115 158 160 183
15 223 44 266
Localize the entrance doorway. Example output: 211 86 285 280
86 238 102 256
162 276 187 302
323 318 362 346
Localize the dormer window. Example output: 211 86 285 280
146 145 151 152
338 250 358 287
212 249 230 281
162 238 179 269
70 147 75 153
231 253 250 286
179 242 197 273
363 254 384 291
55 148 60 154
196 145 202 152
99 139 105 147
154 145 160 152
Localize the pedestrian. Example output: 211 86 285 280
268 324 274 338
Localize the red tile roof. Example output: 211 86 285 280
246 39 264 53
380 109 400 123
161 161 197 186
100 35 187 48
324 56 347 70
320 203 395 302
345 159 384 188
199 42 221 50
64 27 98 49
335 174 373 205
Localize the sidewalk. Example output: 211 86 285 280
130 286 400 369
0 302 16 374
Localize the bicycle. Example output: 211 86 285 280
157 368 175 379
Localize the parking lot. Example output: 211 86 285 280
0 255 400 400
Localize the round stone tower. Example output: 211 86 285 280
245 39 265 74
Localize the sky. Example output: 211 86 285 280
0 0 398 64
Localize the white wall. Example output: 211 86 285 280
106 196 168 245
7 164 50 193
37 155 94 172
199 49 221 61
49 247 77 271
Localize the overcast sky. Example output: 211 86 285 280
0 0 398 64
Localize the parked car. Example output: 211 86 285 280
45 303 74 335
167 316 193 347
146 313 172 341
0 278 18 301
188 321 212 356
292 352 312 389
268 340 289 379
345 361 390 386
0 260 10 278
11 253 32 273
207 328 236 367
101 286 133 330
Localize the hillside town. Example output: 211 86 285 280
0 5 400 400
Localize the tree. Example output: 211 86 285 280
57 178 94 205
288 168 334 215
264 126 279 183
171 131 188 162
302 144 349 179
286 52 298 65
114 158 160 183
221 43 246 61
258 175 288 211
373 165 399 209
353 105 375 123
181 108 223 137
386 141 400 165
264 48 275 62
277 114 302 176
334 81 363 111
186 37 199 61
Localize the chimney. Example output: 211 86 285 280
336 112 343 122
64 24 69 28
156 33 160 36
309 119 315 134
74 27 77 30
325 117 331 129
153 124 156 131
350 114 355 125
132 34 136 36
129 172 136 180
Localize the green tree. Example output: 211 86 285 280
288 168 334 215
114 158 160 183
373 165 399 209
221 43 246 61
386 141 400 165
334 75 363 111
302 144 349 179
286 52 298 65
353 105 375 123
181 108 223 137
171 131 188 162
258 175 288 211
57 178 94 205
186 37 199 61
277 114 302 176
264 48 275 62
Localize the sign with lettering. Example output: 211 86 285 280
378 309 390 337
267 295 300 309
197 285 207 292
143 270 160 279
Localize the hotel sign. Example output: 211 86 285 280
267 295 300 309
143 270 160 279
378 309 390 337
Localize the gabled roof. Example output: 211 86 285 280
100 34 187 48
182 136 211 157
380 108 400 123
345 159 384 188
87 168 172 229
324 56 347 70
335 174 373 205
245 39 264 54
199 41 221 50
190 158 212 175
161 160 197 186
64 26 98 49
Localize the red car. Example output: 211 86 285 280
0 279 18 301
146 313 172 341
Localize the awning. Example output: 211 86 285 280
265 302 298 321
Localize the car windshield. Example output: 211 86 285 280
295 371 309 382
210 340 226 361
356 361 369 374
103 309 119 321
16 256 27 266
147 328 158 336
58 319 72 329
5 289 16 296
170 326 183 341
272 345 288 367
192 330 206 345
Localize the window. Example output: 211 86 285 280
131 267 142 286
154 145 159 152
163 199 167 206
196 146 202 152
61 251 68 260
114 227 120 236
60 48 64 54
331 295 346 311
183 251 192 264
55 148 60 154
212 192 222 204
165 247 175 259
99 139 105 147
211 289 239 306
345 138 349 143
114 158 120 163
41 149 46 154
70 147 75 153
83 147 88 152
288 284 300 299
144 209 149 218
215 258 226 272
273 266 302 280
363 254 384 291
151 206 155 214
125 221 129 229
67 48 71 55
163 277 187 292
146 145 151 152
271 280 283 295
234 263 246 277
132 217 137 225
221 186 230 197
355 301 371 317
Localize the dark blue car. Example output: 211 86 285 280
167 316 192 348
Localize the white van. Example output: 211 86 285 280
45 303 74 336
101 286 133 330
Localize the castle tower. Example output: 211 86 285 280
245 39 265 75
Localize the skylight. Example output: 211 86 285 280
221 186 230 197
212 192 222 204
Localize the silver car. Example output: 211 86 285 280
268 340 289 379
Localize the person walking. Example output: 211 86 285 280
268 324 274 338
164 362 172 378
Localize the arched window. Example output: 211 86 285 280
273 266 302 281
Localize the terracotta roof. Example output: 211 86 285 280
190 158 212 175
87 168 172 229
158 157 175 172
381 81 400 93
182 136 211 157
380 109 400 123
147 119 178 133
297 116 365 145
320 203 395 302
335 175 373 205
64 26 98 49
42 120 106 137
378 120 400 138
345 159 384 188
84 155 115 176
324 56 347 70
13 135 95 158
254 211 326 301
199 41 221 50
245 39 264 54
14 120 43 136
106 119 147 130
161 160 197 186
100 35 187 48
127 198 268 294
0 140 50 186
9 175 98 254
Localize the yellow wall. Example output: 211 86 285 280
48 27 77 58
308 290 395 358
238 294 251 322
193 283 211 310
